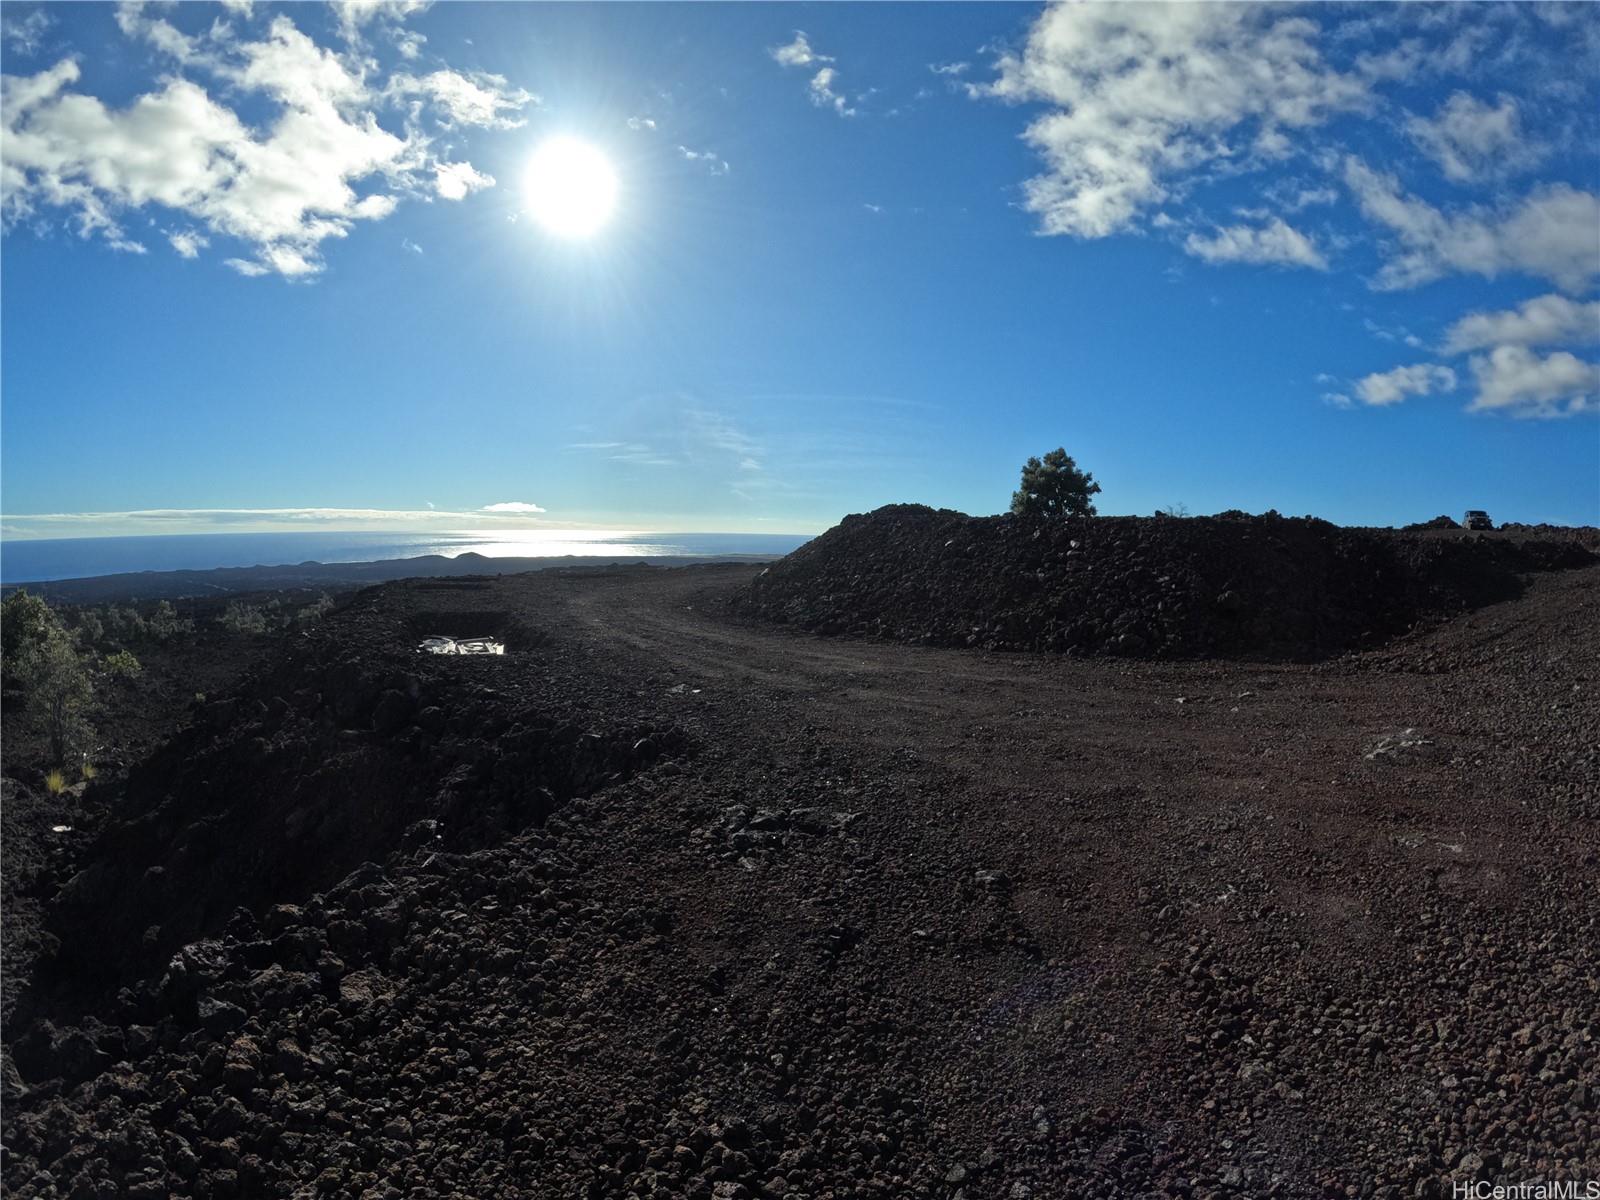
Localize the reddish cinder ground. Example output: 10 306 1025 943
3 560 1595 1199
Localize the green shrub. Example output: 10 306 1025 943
296 593 335 627
105 649 143 679
2 589 54 672
148 600 195 641
105 606 147 641
13 621 93 765
72 607 106 646
219 601 269 634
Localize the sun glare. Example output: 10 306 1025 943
523 137 618 239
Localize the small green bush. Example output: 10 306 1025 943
296 593 335 627
219 601 269 634
148 600 194 641
105 649 143 679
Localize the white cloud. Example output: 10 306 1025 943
1264 179 1339 212
401 236 421 254
929 61 969 77
1355 363 1458 407
1183 218 1328 270
332 0 429 44
1442 294 1600 355
770 31 831 69
1468 345 1599 417
168 229 209 258
388 68 536 129
433 160 493 200
1405 91 1545 183
115 1 199 62
677 145 729 176
977 4 1369 238
481 501 546 513
771 30 855 117
808 67 854 117
1 11 530 277
626 116 656 131
2 9 52 54
1344 158 1600 294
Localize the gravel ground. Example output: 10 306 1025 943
2 559 1595 1199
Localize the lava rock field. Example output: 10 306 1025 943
3 525 1596 1199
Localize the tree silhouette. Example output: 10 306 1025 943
1010 448 1101 519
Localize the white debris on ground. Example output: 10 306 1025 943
1363 728 1435 762
418 637 505 656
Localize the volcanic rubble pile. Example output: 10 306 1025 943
5 828 954 1199
21 581 691 990
740 506 1595 660
1 576 957 1199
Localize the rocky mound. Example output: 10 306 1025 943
1403 515 1460 531
42 578 690 985
741 506 1594 660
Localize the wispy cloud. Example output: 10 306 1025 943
1 8 52 55
167 230 209 259
1343 158 1600 295
1183 218 1328 270
807 67 855 118
770 29 855 117
769 31 832 69
1405 91 1545 183
567 442 678 467
677 145 730 176
687 409 763 473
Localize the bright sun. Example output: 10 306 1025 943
523 137 618 239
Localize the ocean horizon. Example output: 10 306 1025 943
0 529 814 585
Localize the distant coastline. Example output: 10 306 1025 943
0 550 790 605
0 529 811 588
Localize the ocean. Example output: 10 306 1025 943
0 530 813 584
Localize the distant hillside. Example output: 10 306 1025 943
2 551 781 605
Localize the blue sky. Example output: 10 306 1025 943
2 0 1597 540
